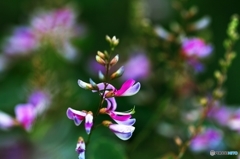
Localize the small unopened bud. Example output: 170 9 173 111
199 97 208 106
99 108 107 114
105 35 119 46
112 36 119 46
89 78 99 90
110 54 119 66
96 55 106 66
97 51 106 59
78 80 94 90
102 120 112 127
98 71 105 81
78 136 84 143
110 66 124 80
106 35 111 43
174 136 182 146
188 125 195 136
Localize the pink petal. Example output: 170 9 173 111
117 82 141 96
66 108 86 126
15 103 35 131
115 79 135 96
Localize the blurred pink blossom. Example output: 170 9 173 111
121 53 150 80
181 38 213 72
2 7 82 61
3 27 38 56
190 128 223 152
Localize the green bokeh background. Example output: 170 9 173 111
0 0 240 159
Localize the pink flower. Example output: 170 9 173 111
66 108 93 134
3 27 38 55
121 53 150 81
190 128 222 152
15 103 36 131
181 38 213 58
28 90 50 115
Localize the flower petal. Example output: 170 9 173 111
106 97 117 111
78 80 93 90
116 82 141 96
15 103 35 131
66 108 86 126
115 79 135 96
113 118 136 126
109 124 135 140
85 112 93 134
0 111 15 130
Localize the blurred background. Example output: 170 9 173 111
0 0 240 159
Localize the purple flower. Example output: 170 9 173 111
121 53 150 81
181 38 213 58
227 110 240 132
208 105 233 126
85 112 93 134
66 108 87 126
190 128 223 152
15 103 36 131
0 111 16 130
109 123 135 140
66 108 93 134
28 90 50 115
3 27 38 55
76 137 85 159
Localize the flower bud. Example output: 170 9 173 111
102 120 112 127
110 54 119 66
97 51 106 59
96 55 106 66
110 66 124 80
99 108 107 114
98 71 105 81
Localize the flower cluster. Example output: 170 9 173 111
0 90 50 131
2 6 81 61
66 36 141 159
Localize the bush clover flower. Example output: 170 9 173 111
190 128 223 152
3 27 38 56
181 37 213 72
15 103 36 131
76 137 85 159
66 36 140 158
66 108 93 134
2 6 83 61
121 52 150 81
